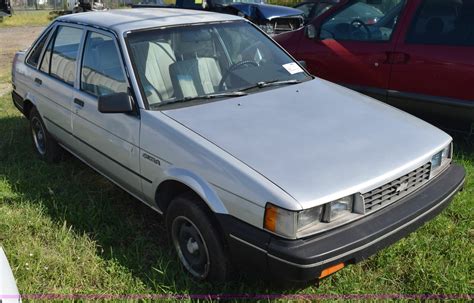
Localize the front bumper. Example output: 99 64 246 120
217 164 465 281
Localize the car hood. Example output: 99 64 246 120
163 79 451 209
229 3 303 20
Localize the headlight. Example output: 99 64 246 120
431 143 452 175
264 195 363 239
297 206 323 231
259 23 274 35
322 196 354 223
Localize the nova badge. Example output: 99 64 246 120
142 153 160 166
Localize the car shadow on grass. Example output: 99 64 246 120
0 114 313 295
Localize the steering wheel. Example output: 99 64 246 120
218 60 259 91
350 19 372 40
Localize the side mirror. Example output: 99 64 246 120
298 60 307 68
305 24 318 40
98 92 133 114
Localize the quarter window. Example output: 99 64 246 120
320 0 406 42
50 26 83 86
40 31 54 73
406 0 474 46
26 28 52 68
80 32 128 97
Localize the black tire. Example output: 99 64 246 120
166 193 231 281
29 107 62 163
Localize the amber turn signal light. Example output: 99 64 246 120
264 204 278 232
319 262 344 279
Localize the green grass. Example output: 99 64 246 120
0 75 473 298
0 10 55 28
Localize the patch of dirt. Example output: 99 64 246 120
0 82 10 96
0 26 45 86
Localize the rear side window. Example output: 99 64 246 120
26 28 52 68
49 26 83 86
80 32 128 97
406 0 474 46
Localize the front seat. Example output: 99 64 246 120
130 41 176 104
169 30 222 99
423 17 444 43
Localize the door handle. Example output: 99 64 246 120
386 52 410 64
34 78 42 85
74 98 84 107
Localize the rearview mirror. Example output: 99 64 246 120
98 92 134 114
305 24 318 40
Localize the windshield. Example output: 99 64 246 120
127 21 309 108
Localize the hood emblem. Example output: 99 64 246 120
395 182 409 193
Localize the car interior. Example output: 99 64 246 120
81 37 128 97
128 22 307 107
407 0 474 46
320 0 406 41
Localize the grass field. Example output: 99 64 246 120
0 10 57 28
0 9 473 300
1 87 473 300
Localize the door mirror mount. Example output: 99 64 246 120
305 24 318 40
98 92 134 114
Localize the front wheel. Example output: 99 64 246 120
166 193 231 281
29 107 62 162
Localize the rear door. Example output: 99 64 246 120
71 28 143 198
387 0 474 126
33 24 84 146
298 0 409 100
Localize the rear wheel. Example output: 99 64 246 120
166 193 231 281
29 107 62 162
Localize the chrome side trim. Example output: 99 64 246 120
229 234 266 253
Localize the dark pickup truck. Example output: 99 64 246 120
133 0 304 35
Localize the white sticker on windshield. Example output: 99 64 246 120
282 62 304 75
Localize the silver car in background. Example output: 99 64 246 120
11 9 465 282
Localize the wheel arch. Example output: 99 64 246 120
22 92 39 119
154 168 228 216
23 99 34 118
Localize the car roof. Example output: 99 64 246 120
56 8 243 35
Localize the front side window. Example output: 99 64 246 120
406 0 474 46
50 26 83 86
296 2 336 22
320 0 406 41
81 32 128 97
127 21 309 108
26 27 52 68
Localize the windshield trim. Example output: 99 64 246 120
124 20 310 111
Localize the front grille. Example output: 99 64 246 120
272 17 303 34
362 163 431 213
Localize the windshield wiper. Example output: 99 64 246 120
156 91 247 107
240 79 302 92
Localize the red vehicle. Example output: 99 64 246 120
275 0 474 132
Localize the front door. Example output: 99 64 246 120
387 0 474 127
71 29 143 198
298 0 409 100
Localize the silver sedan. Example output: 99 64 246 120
11 8 465 282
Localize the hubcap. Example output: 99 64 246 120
31 117 46 155
171 216 210 279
